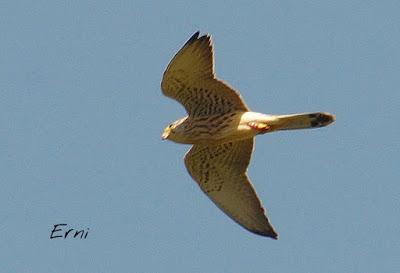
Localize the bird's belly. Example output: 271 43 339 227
177 112 269 145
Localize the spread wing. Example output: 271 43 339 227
184 138 277 238
161 32 249 117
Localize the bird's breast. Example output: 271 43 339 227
171 112 267 145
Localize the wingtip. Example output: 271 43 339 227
186 31 212 45
263 230 279 240
186 31 200 45
192 31 200 38
249 227 279 239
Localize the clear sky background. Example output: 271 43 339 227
1 1 399 272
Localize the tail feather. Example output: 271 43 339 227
272 112 335 131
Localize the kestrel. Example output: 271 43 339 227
161 32 335 239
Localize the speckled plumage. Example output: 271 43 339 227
161 32 335 239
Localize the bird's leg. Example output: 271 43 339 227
248 121 271 134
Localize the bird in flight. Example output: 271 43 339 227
161 32 335 239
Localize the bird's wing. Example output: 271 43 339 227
161 32 249 117
184 138 277 238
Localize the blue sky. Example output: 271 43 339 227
1 1 399 272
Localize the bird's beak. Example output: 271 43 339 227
161 129 170 140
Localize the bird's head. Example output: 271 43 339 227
161 117 188 141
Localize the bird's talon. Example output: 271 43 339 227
248 122 270 133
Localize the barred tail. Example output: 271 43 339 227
272 112 335 131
